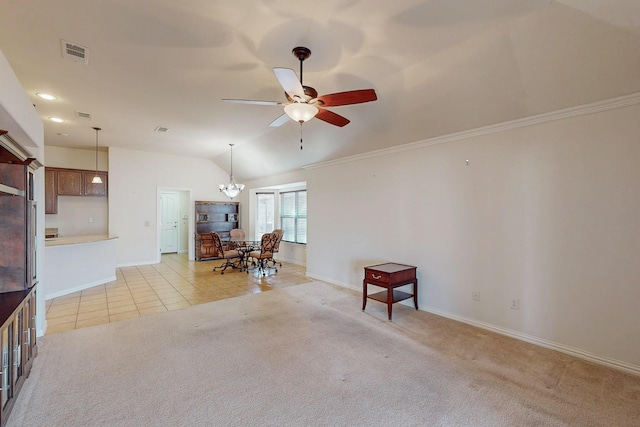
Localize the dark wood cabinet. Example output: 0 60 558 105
45 167 108 214
0 287 37 427
0 132 39 426
0 161 38 293
195 201 239 260
44 169 57 214
83 172 107 196
56 169 83 196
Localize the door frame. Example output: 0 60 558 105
156 187 193 262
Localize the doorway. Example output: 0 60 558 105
158 188 191 260
160 191 179 253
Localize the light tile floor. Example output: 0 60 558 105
45 253 310 334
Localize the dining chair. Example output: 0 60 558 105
229 228 246 241
266 229 284 268
247 232 278 276
210 232 243 274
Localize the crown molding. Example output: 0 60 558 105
303 92 640 171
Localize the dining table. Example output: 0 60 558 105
227 238 261 272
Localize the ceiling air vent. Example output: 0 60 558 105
61 40 89 64
76 111 92 120
154 126 169 133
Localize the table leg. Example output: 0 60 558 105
362 280 367 311
413 279 419 310
387 287 393 321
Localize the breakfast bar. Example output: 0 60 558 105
44 235 118 299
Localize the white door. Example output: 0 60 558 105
160 192 179 253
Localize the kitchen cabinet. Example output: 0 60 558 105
56 169 83 196
83 171 107 196
45 167 108 214
44 169 57 214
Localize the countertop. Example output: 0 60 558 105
45 234 119 247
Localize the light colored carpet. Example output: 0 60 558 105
8 282 640 426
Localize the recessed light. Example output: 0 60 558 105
49 117 64 123
36 93 57 101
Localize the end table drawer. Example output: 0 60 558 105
364 269 389 284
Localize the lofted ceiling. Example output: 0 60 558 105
0 0 639 181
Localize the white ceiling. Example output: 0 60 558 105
1 0 639 180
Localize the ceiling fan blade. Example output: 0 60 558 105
222 99 283 106
273 67 305 101
315 89 377 107
268 114 290 127
315 108 350 127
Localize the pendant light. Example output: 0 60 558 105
91 127 103 184
218 143 244 199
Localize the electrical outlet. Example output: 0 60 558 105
472 291 480 301
510 299 520 310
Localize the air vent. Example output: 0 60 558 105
154 126 169 133
61 40 89 64
75 111 92 120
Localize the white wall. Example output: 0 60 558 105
305 101 640 372
45 145 108 170
179 190 190 253
108 147 233 266
48 196 108 236
44 146 109 236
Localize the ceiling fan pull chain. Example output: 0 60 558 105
300 123 303 150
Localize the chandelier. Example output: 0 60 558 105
218 143 244 199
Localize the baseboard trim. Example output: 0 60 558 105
306 274 640 376
37 319 47 337
423 306 640 377
116 260 158 268
44 275 116 300
276 257 305 267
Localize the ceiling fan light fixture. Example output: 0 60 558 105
284 102 318 123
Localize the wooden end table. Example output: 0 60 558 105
362 263 418 321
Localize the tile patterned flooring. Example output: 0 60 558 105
45 253 310 335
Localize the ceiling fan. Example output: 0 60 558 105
223 46 377 128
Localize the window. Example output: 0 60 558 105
280 190 306 244
255 193 275 239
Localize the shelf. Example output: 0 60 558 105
195 201 240 261
0 182 24 197
367 290 413 304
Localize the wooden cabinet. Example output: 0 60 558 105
56 169 83 195
45 167 108 214
0 287 37 427
44 169 57 214
0 134 39 426
195 201 239 260
83 172 107 196
0 161 38 293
